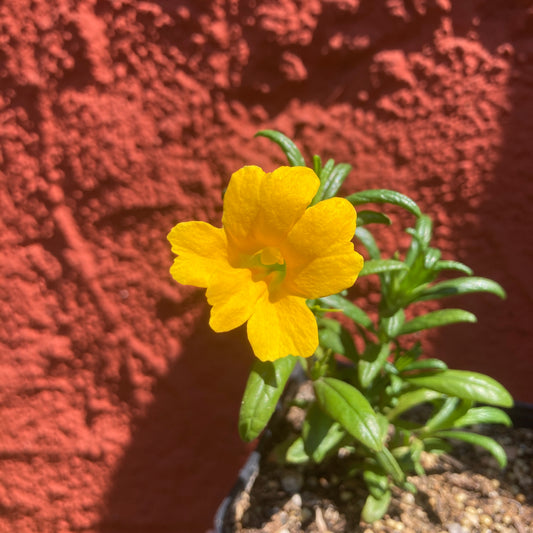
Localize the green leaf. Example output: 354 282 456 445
255 130 305 167
238 356 297 442
423 397 462 432
314 377 383 452
312 155 322 176
375 447 405 484
436 430 508 468
380 309 405 339
318 294 373 329
363 469 389 499
320 158 336 181
399 309 477 335
405 370 513 408
318 319 358 361
400 358 448 373
355 227 381 260
321 163 351 199
359 344 390 388
302 404 347 463
346 189 421 217
406 215 432 248
410 277 506 303
286 437 310 464
356 210 392 227
360 259 407 276
452 407 512 428
434 260 473 276
386 389 444 421
361 491 392 523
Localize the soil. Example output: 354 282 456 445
226 425 533 533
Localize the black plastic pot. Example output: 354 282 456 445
213 401 533 533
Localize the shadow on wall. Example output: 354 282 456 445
100 313 253 533
432 3 533 401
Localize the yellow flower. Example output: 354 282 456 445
167 165 364 362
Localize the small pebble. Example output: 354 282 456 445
280 471 303 493
402 492 415 504
289 493 302 507
480 514 493 526
448 523 467 533
516 493 526 503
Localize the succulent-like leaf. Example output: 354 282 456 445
346 189 421 217
360 259 407 276
318 294 373 329
255 130 306 167
405 370 513 408
356 210 392 227
303 404 347 463
361 491 392 523
410 277 506 303
238 356 297 442
436 430 508 468
399 309 477 335
452 407 512 428
314 378 383 452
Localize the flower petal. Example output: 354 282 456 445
283 197 364 298
168 221 228 287
247 294 318 361
223 165 320 257
207 268 267 332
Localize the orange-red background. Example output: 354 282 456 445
1 1 531 532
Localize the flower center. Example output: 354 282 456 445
244 246 286 291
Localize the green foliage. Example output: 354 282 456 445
238 131 513 523
238 356 297 442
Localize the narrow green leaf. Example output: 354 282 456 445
423 397 462 432
360 259 407 276
321 158 335 180
355 227 381 260
363 469 389 499
314 377 383 452
399 309 477 335
375 447 405 484
424 248 441 269
386 389 443 421
238 356 297 442
405 370 513 408
321 163 351 199
452 407 512 428
361 491 391 523
434 260 473 276
406 215 432 248
356 210 392 227
400 358 448 373
312 154 322 176
255 130 305 167
286 437 310 464
346 189 421 217
359 344 390 388
303 404 346 463
318 294 373 329
318 319 358 361
380 309 405 339
421 437 452 454
436 430 508 468
411 277 506 303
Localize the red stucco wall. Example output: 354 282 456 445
1 1 532 532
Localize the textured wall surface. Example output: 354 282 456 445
1 0 532 532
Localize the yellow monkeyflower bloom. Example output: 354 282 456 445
167 165 364 362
